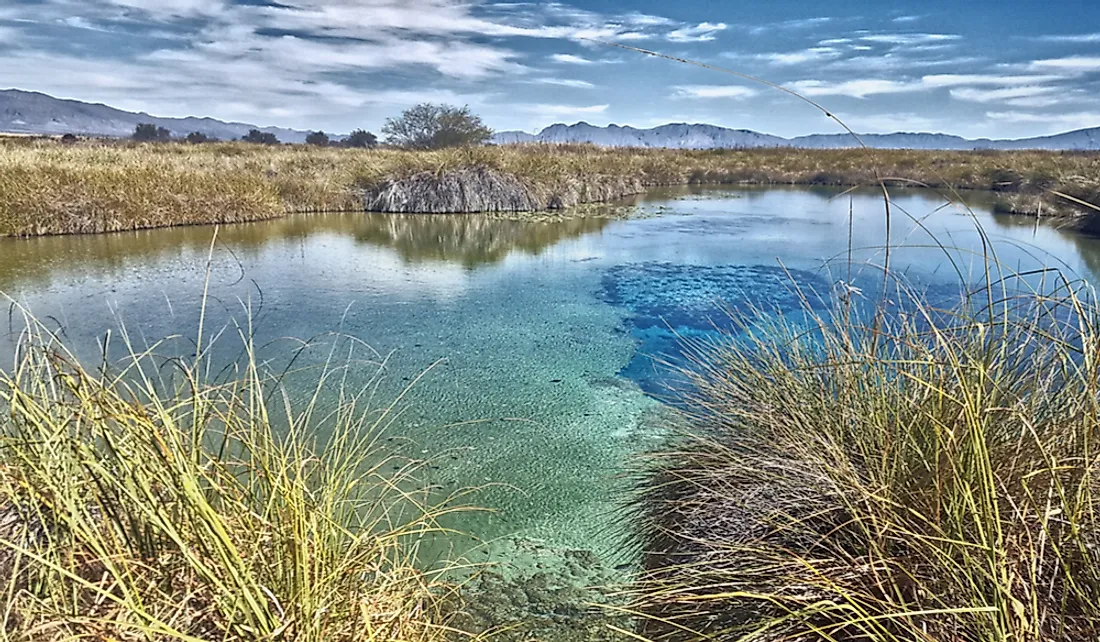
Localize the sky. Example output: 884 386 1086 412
2 0 1100 139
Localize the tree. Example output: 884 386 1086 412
133 123 172 142
185 131 216 144
305 130 330 146
381 104 492 150
60 133 78 144
242 129 280 145
342 129 378 148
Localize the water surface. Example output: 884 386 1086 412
3 185 1099 573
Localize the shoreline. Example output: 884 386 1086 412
2 141 1098 237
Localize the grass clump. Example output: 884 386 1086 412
0 318 465 641
631 277 1100 641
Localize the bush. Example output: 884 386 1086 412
242 129 280 145
305 130 330 146
343 129 378 148
185 131 215 144
382 104 492 150
133 123 172 142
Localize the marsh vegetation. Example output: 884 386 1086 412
2 137 1099 236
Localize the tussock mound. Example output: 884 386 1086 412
362 165 646 213
363 166 539 213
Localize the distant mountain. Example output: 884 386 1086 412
0 89 313 143
494 121 1100 151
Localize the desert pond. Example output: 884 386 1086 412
4 185 1100 575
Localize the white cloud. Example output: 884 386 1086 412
1027 56 1100 73
530 78 595 89
987 110 1100 132
949 85 1061 104
786 79 923 98
788 73 1071 100
667 22 727 42
755 47 841 66
518 103 610 119
1036 33 1100 43
892 15 922 23
922 73 1068 87
859 33 961 45
843 112 950 133
551 53 594 65
674 85 758 99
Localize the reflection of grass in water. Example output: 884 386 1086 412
0 212 611 292
353 214 612 268
0 311 477 641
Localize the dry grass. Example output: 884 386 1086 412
0 309 474 642
628 270 1100 641
2 138 1099 237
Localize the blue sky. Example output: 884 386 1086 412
3 0 1100 138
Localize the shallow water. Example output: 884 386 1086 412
3 185 1100 595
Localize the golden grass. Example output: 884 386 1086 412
0 308 474 641
2 138 1099 237
629 270 1100 641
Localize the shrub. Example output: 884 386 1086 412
343 129 379 148
305 130 330 146
133 123 172 142
185 131 215 144
242 129 280 145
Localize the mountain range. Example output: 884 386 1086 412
4 88 1099 151
493 122 1100 151
0 89 313 143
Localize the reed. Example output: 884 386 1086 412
0 310 470 641
2 138 1099 237
628 268 1100 640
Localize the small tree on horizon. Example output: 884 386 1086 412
242 129 280 145
133 123 172 142
305 130 330 146
185 131 215 144
381 104 492 150
342 129 378 148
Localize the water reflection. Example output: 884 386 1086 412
0 213 612 293
352 214 611 268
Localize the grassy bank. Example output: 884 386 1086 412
0 317 470 641
2 137 1099 237
629 274 1100 640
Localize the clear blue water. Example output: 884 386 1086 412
3 186 1099 576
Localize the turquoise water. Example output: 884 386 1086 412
3 186 1100 582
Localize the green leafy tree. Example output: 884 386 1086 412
242 129 280 145
342 129 378 148
133 123 172 142
381 104 492 150
305 131 330 146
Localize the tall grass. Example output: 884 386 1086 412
628 270 1100 640
2 137 1099 237
0 311 470 641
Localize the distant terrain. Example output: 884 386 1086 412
0 89 313 143
4 89 1100 151
494 122 1100 151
